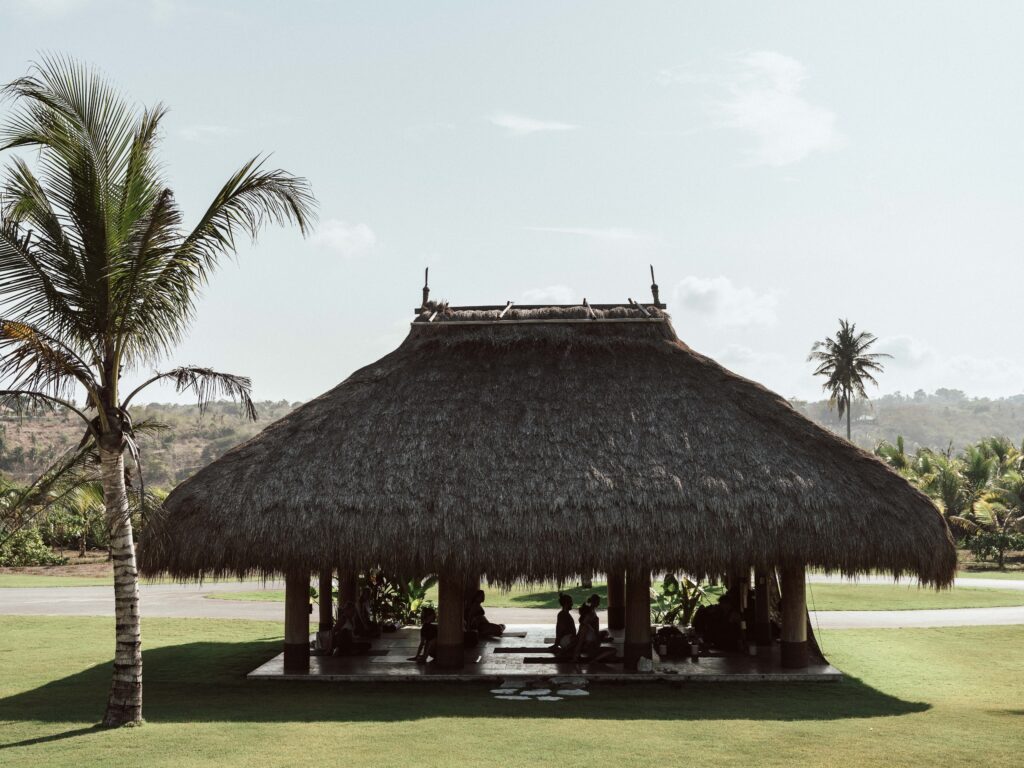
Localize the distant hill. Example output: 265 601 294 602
792 389 1024 453
0 400 298 488
1 388 1022 489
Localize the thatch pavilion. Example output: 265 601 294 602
140 284 956 675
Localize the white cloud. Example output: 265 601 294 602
521 285 577 304
487 113 577 136
719 51 843 166
524 226 654 243
876 335 934 368
312 219 377 258
178 124 238 143
672 276 779 327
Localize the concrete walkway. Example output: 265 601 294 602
1 577 1023 629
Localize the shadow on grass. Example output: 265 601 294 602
505 584 608 609
0 638 929 742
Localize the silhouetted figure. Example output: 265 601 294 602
410 606 438 663
553 593 577 657
692 592 743 651
465 589 505 638
572 603 616 663
333 601 372 656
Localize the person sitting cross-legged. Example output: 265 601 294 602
552 593 577 657
332 601 373 656
465 589 506 638
573 603 616 664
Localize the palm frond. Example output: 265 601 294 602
123 366 257 421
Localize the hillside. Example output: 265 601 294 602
1 389 1022 490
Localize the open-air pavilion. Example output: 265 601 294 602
140 284 957 683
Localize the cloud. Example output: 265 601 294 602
662 51 843 166
487 113 577 136
311 219 377 258
719 51 843 166
672 276 779 327
876 335 935 368
178 124 238 143
524 226 654 243
521 285 577 304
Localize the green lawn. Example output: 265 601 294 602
0 616 1020 767
805 583 1024 611
0 574 114 588
206 581 1024 611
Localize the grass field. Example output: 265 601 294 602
0 616 1020 767
204 581 1024 611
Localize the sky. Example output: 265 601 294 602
1 0 1022 404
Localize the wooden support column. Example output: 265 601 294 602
754 568 772 647
284 569 310 672
338 570 358 608
606 569 625 630
318 568 334 632
780 565 808 668
435 573 465 669
623 567 651 670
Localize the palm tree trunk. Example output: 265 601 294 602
99 448 143 727
846 388 852 440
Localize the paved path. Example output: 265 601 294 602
1 577 1023 629
807 573 1024 591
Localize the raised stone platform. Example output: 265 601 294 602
247 625 842 683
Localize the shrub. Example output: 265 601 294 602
967 531 1024 568
0 525 67 566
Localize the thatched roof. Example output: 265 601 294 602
140 303 956 586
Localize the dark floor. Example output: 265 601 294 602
248 625 842 683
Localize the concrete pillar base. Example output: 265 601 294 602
781 640 809 669
623 641 652 670
435 644 464 669
283 642 310 672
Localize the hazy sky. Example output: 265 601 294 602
2 1 1022 404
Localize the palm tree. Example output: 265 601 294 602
954 470 1024 569
807 319 890 440
0 58 316 726
875 435 911 474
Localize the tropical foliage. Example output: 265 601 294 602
0 57 315 725
876 435 1024 568
650 573 719 625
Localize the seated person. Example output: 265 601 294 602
692 593 743 651
409 606 438 663
464 589 506 638
355 586 379 636
572 604 616 663
552 593 577 656
586 593 611 640
332 601 373 656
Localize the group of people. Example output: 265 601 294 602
552 592 616 663
410 589 505 663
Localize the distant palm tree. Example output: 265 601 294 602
808 319 890 440
0 57 316 726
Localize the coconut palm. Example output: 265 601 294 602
0 57 315 726
808 319 890 440
953 470 1024 569
875 435 911 474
